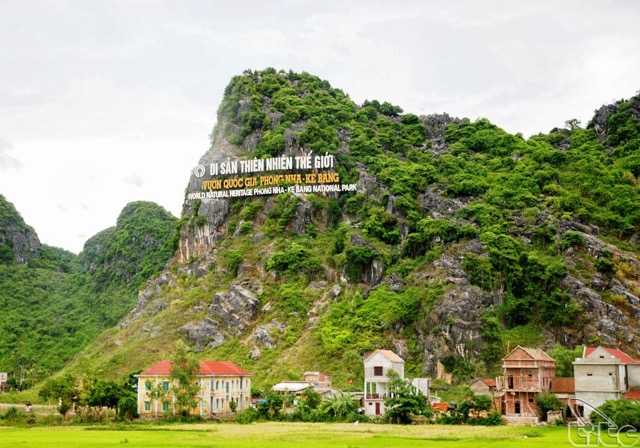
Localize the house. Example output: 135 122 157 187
303 371 332 390
136 360 251 418
0 372 7 393
469 378 499 410
363 349 405 416
573 346 640 418
469 378 497 396
551 377 576 418
496 346 555 424
272 371 335 399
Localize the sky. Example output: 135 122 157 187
1 0 639 254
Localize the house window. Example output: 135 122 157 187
515 401 521 414
216 381 219 390
587 373 593 377
162 401 170 412
528 398 534 403
162 380 170 391
144 382 151 391
374 366 383 376
226 382 230 393
144 401 151 411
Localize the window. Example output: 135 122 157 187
587 373 593 377
162 381 170 391
162 401 170 412
226 382 229 393
528 398 534 403
144 401 151 411
374 366 383 376
216 381 219 390
144 382 151 391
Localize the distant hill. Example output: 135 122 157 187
0 197 177 385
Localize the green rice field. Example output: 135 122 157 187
0 422 618 448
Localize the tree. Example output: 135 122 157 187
169 340 200 418
548 345 583 377
145 380 167 417
118 395 139 421
88 379 122 414
320 392 360 421
593 400 640 430
384 370 429 424
565 118 582 131
535 390 563 421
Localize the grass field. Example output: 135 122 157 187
0 422 588 448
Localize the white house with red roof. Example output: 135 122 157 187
136 360 251 418
573 346 640 418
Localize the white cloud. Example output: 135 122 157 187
0 137 22 172
0 0 638 251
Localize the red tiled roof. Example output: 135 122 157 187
432 402 449 412
480 378 496 388
140 360 250 376
624 390 640 400
551 377 575 394
584 347 639 364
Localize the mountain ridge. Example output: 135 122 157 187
3 68 640 393
56 69 640 389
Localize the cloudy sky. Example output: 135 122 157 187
1 0 639 253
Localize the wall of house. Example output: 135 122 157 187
470 382 490 395
137 374 251 417
503 391 539 417
627 365 640 389
574 363 624 393
364 353 404 379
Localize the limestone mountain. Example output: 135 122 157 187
72 69 640 389
0 194 41 264
0 200 177 383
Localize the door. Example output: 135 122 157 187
375 402 381 415
514 401 521 415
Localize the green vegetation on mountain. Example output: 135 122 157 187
0 199 177 384
52 69 638 394
2 70 640 399
79 201 178 325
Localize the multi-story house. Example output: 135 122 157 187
136 360 251 418
573 346 640 418
363 349 405 416
496 346 556 423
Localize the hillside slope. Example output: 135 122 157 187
0 198 177 384
64 69 640 389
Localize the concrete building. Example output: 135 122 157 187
363 349 405 417
136 360 251 418
573 346 640 418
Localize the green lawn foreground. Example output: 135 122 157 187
0 422 579 448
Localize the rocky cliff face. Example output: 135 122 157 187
0 194 41 264
110 70 640 387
